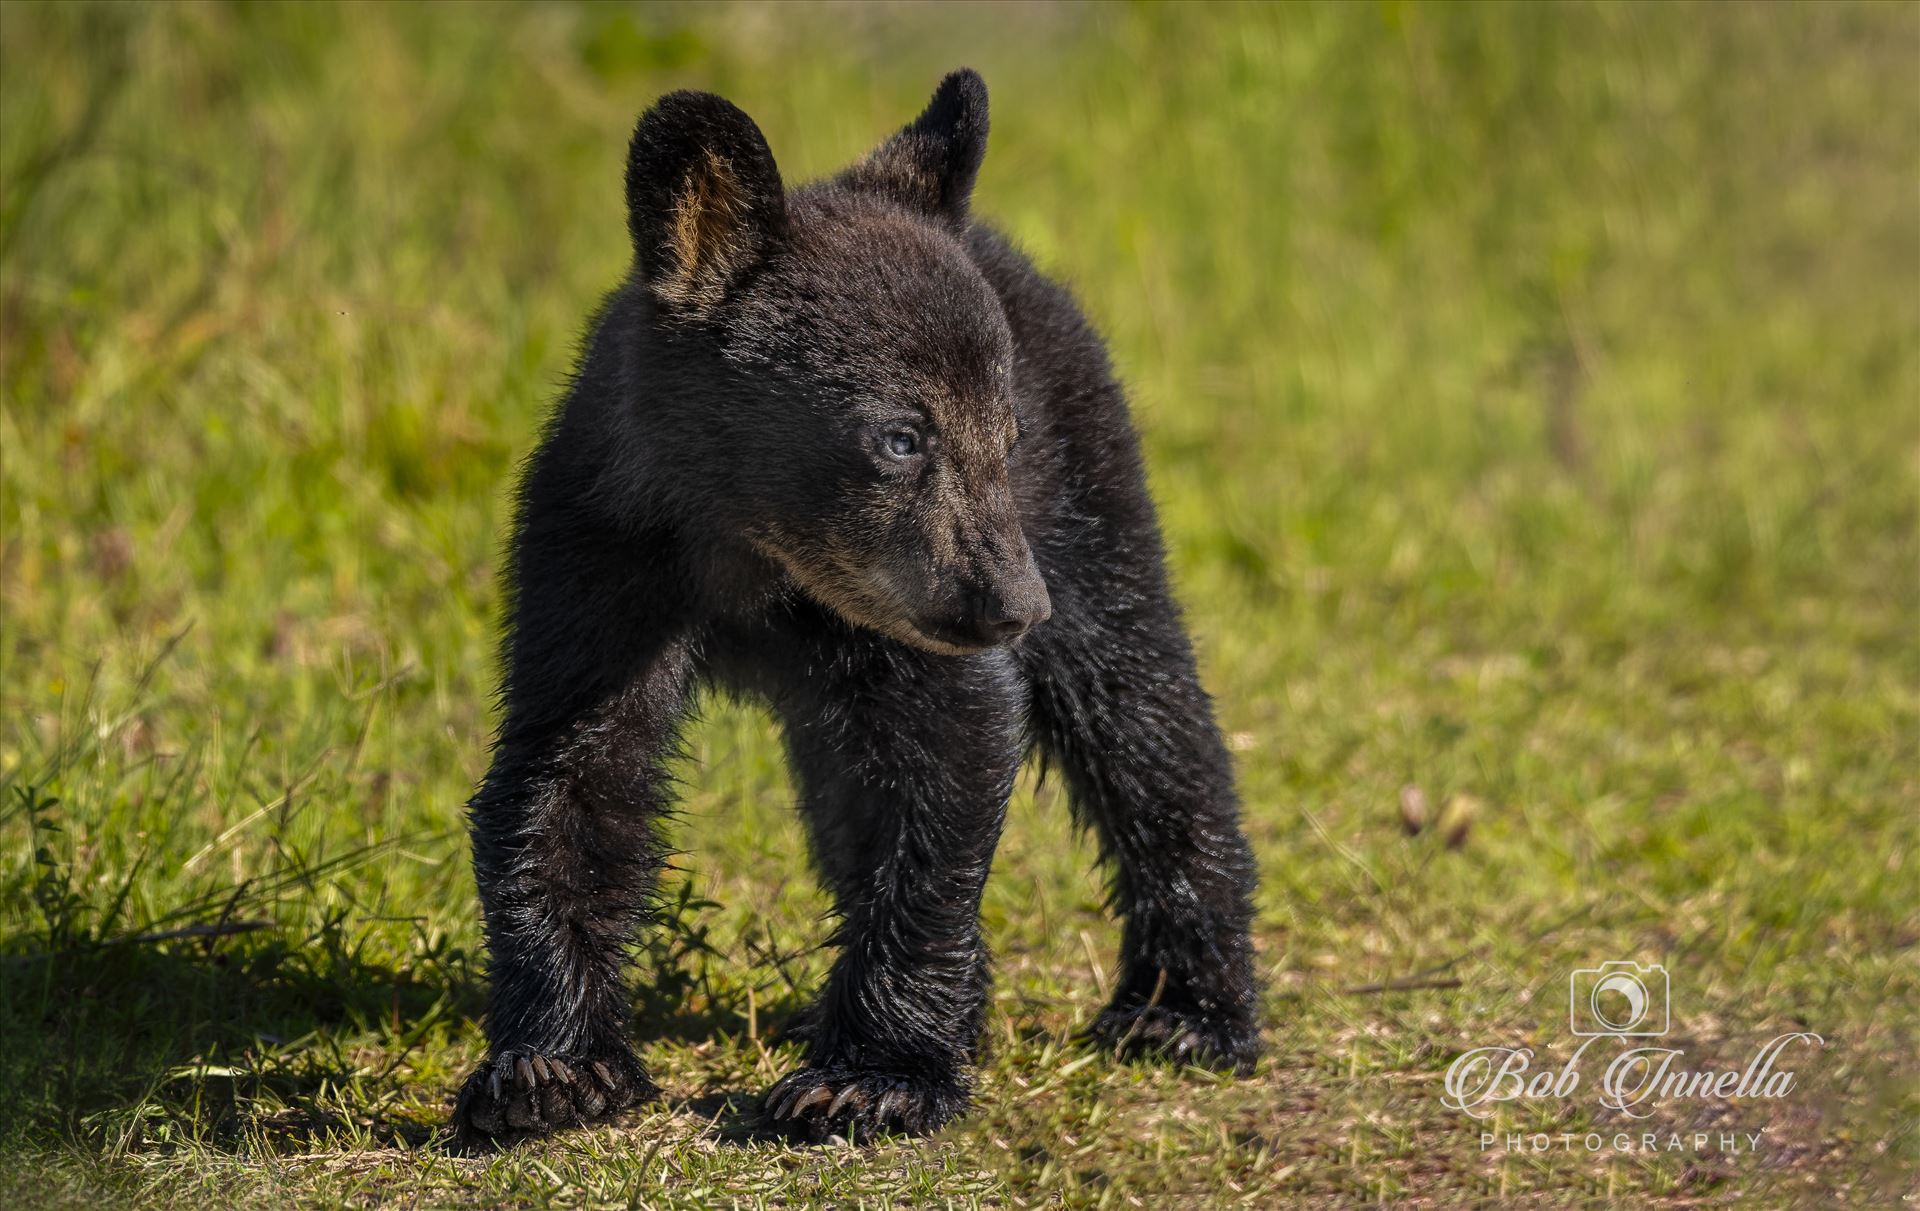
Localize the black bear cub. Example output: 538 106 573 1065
454 70 1261 1148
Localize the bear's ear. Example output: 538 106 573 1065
839 69 988 227
625 91 787 316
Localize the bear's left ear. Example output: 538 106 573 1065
626 91 787 317
839 69 988 228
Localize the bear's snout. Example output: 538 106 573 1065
958 561 1051 646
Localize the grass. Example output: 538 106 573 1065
2 1 1915 1206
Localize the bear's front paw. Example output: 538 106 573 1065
451 1048 657 1150
762 1066 967 1144
1085 1002 1262 1075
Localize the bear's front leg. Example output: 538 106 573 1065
756 636 1025 1143
452 627 697 1151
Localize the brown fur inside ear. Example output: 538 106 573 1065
657 151 752 313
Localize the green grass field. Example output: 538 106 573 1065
3 2 1915 1206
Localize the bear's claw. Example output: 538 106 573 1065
762 1066 965 1144
452 1047 656 1150
1084 1002 1262 1075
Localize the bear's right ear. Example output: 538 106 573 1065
625 92 786 317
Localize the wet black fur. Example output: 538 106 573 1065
454 71 1262 1149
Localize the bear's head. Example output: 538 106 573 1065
623 71 1050 655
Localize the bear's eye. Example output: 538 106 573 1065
885 429 921 460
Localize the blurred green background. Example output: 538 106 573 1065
2 2 1914 1206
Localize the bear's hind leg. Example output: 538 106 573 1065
1020 538 1263 1074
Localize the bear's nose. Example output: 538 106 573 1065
977 611 1030 643
971 573 1051 644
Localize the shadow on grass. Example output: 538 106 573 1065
677 1090 792 1146
0 926 478 1152
2 903 821 1157
7 932 829 1159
